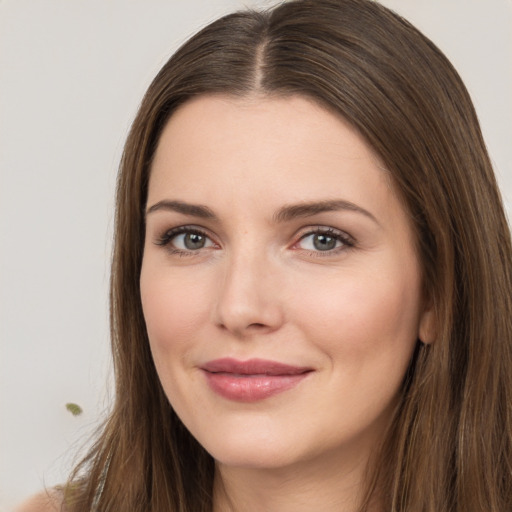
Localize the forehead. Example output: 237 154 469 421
149 94 393 201
155 93 381 161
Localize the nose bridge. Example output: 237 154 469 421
213 240 284 336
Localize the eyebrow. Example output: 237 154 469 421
146 198 377 224
146 200 216 219
272 199 378 224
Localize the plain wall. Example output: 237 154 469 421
1 0 511 508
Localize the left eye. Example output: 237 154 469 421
296 231 348 252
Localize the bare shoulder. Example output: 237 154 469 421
14 489 65 512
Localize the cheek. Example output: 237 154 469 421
140 261 221 430
293 265 422 361
140 263 211 354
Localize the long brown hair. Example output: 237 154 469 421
66 0 512 510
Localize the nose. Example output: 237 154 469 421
212 248 285 338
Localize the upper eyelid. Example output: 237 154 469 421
297 225 348 235
295 226 354 241
158 225 213 237
154 225 215 245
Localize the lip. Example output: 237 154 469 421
201 358 313 402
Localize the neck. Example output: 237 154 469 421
212 446 381 512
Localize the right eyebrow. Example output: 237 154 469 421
146 199 217 219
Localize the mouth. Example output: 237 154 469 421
201 358 313 402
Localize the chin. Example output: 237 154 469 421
210 444 304 471
191 420 308 470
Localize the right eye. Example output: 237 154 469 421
155 227 216 254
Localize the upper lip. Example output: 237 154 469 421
201 358 313 376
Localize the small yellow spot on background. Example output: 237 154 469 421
65 403 83 416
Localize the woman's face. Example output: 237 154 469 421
140 94 433 472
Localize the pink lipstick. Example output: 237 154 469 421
201 358 313 402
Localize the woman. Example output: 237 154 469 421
19 0 512 510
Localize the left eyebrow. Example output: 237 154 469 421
273 199 378 225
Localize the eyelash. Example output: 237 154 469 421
295 227 355 257
154 225 355 257
155 226 214 257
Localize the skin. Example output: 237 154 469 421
140 94 434 512
14 490 63 512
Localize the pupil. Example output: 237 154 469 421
313 234 336 251
185 233 205 250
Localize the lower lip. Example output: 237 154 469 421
203 371 310 402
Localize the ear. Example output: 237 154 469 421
418 304 436 344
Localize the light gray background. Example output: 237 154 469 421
1 0 511 508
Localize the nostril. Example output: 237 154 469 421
248 323 266 329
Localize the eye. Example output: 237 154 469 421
295 228 353 254
155 226 216 254
174 231 212 250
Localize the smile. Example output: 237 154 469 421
201 358 313 402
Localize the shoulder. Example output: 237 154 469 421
14 489 65 512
